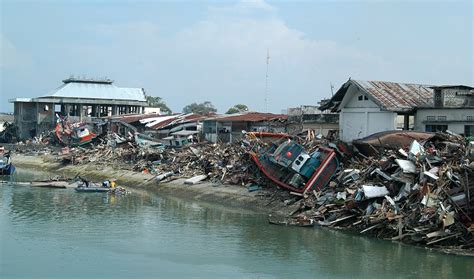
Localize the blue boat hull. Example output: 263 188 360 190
0 164 15 175
75 187 110 193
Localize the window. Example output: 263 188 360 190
364 96 369 100
426 125 448 132
437 116 447 121
467 116 474 121
465 125 474 137
358 95 363 101
426 116 436 121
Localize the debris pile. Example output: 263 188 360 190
288 133 473 250
56 138 261 185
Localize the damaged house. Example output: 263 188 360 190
109 113 206 147
10 77 148 139
203 112 288 143
320 80 473 141
414 85 474 136
287 104 339 137
320 79 433 142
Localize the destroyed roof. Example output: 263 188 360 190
139 113 206 130
171 130 200 136
207 112 288 122
40 78 146 102
111 113 161 124
320 79 434 112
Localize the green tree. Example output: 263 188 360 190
225 104 249 114
182 101 217 115
146 95 172 114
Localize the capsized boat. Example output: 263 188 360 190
250 138 340 194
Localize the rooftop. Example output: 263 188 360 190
207 112 288 122
39 77 146 102
320 79 434 112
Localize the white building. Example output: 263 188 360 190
320 79 433 142
414 85 474 136
321 80 474 141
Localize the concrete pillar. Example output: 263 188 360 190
91 105 97 117
112 105 118 115
78 104 83 121
404 115 410 130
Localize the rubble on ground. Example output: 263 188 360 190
8 123 473 251
286 133 474 250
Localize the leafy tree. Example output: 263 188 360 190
182 101 217 115
145 95 171 114
225 104 249 114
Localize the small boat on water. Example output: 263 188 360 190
75 186 111 192
0 150 15 175
268 215 315 227
74 178 119 193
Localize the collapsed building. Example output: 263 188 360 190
108 113 206 147
287 104 339 137
203 112 288 143
9 77 148 139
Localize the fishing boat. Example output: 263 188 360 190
74 179 112 193
74 187 110 193
250 138 339 194
0 151 15 175
55 115 100 146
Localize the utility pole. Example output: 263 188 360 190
264 49 270 113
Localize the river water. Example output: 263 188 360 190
1 170 473 278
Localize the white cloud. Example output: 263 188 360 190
34 0 388 112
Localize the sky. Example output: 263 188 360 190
1 0 472 114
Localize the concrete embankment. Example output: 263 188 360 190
12 154 291 215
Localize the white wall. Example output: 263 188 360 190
339 85 397 142
415 108 474 135
144 107 161 114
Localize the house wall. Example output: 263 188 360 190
14 102 38 139
301 122 339 136
36 102 55 136
339 85 397 142
415 108 474 135
203 120 219 143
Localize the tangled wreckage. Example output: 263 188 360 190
9 116 474 253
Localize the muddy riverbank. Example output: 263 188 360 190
9 152 474 257
12 153 295 216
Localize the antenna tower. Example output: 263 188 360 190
264 49 270 113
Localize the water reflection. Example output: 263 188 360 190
1 183 473 278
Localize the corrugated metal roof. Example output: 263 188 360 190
207 112 288 122
41 80 146 102
320 79 435 112
140 113 206 130
110 113 160 123
352 80 433 111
